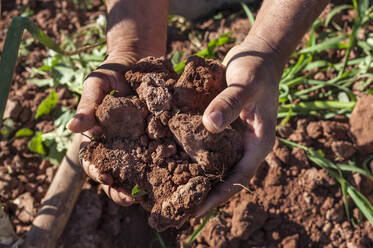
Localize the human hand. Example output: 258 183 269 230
196 37 282 216
67 55 140 206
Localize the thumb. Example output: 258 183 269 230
203 85 253 133
67 73 109 133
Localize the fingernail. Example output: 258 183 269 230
118 191 134 202
67 114 84 131
207 111 224 132
66 119 74 130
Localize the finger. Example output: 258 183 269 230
203 84 254 133
194 133 263 217
81 158 113 185
67 75 109 133
203 56 267 133
79 134 114 185
67 69 132 133
102 185 136 207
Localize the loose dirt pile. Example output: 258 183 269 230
178 115 373 247
84 56 244 232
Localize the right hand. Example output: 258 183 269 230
67 55 138 206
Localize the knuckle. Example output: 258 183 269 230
83 71 111 93
217 94 242 114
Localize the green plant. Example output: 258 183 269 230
173 33 236 74
276 0 373 124
35 90 58 119
28 106 76 165
183 210 219 248
241 3 255 25
131 184 147 197
0 16 104 125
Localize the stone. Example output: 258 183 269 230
14 192 35 223
3 99 22 120
350 95 373 154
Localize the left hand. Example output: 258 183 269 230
196 37 282 216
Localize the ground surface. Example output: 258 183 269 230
0 0 373 247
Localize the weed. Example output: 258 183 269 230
109 89 118 96
183 210 219 248
173 33 235 74
131 184 147 197
35 90 58 119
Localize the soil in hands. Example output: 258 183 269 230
84 56 244 232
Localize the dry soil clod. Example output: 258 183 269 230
84 56 244 231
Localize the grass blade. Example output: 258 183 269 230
337 164 373 181
0 17 26 125
184 210 218 248
325 5 353 27
241 3 255 25
278 101 355 113
296 35 347 55
155 232 167 248
174 33 234 74
341 180 351 220
347 186 373 225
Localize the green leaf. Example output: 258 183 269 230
131 184 147 197
241 3 255 25
174 33 234 74
52 65 76 85
15 128 34 138
0 17 26 125
297 35 348 54
27 78 54 88
304 60 332 71
325 5 353 27
278 101 355 114
109 90 118 96
171 51 183 67
35 90 58 119
174 60 187 75
28 131 47 155
21 7 34 17
42 125 72 152
184 210 219 248
338 92 350 102
53 107 76 127
0 119 15 139
46 142 66 165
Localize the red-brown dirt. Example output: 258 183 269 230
350 95 373 154
84 56 244 232
1 1 372 247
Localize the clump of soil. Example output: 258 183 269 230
84 56 244 232
350 95 373 154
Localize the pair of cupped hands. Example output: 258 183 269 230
67 36 280 217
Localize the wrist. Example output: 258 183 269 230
106 0 168 59
97 53 133 73
240 35 285 80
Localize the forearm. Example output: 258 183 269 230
106 0 169 63
245 0 328 72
